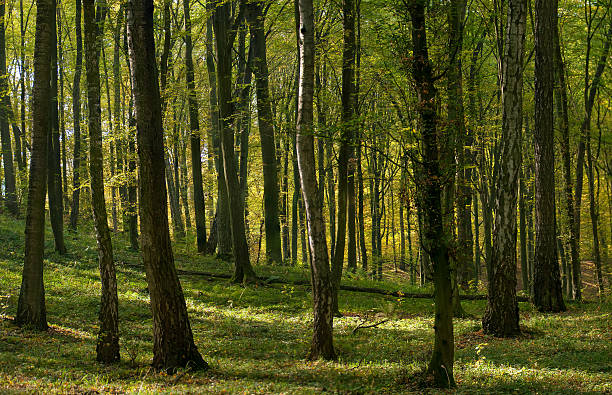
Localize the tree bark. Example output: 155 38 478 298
407 0 455 386
533 0 565 312
83 0 120 363
330 0 357 315
0 0 19 216
482 0 525 337
48 3 66 254
126 0 207 371
69 0 83 229
212 0 257 283
16 0 54 331
296 0 336 361
245 1 283 264
184 0 207 253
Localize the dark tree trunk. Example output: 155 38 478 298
204 13 231 258
407 0 455 387
19 0 26 170
16 0 53 331
519 167 529 292
83 0 120 363
112 5 129 235
48 4 66 254
482 0 525 337
0 0 18 216
357 132 367 271
245 1 283 264
184 0 207 253
330 0 357 315
533 0 565 312
69 0 83 230
126 0 207 371
554 22 575 299
212 0 257 283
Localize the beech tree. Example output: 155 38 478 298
127 0 207 371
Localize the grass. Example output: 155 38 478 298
0 214 610 394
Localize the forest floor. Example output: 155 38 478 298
0 214 610 394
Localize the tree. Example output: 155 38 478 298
126 0 207 371
330 0 357 316
406 0 455 387
212 0 258 283
533 0 565 312
245 0 283 265
482 0 526 337
183 0 207 253
83 0 120 363
47 2 66 254
69 0 83 230
16 0 54 331
296 0 335 361
0 0 18 216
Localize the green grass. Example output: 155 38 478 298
0 214 610 394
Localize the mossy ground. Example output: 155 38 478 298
0 214 610 394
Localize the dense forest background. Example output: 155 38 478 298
0 0 610 392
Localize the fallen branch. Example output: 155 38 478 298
352 319 389 334
119 262 530 302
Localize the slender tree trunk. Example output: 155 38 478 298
123 18 139 251
357 132 367 271
0 0 18 216
83 0 120 363
48 3 66 254
18 0 26 171
296 0 335 361
330 0 357 315
573 17 612 300
586 138 604 295
245 2 283 264
16 0 53 331
407 0 454 386
482 0 525 337
184 0 207 253
212 0 257 283
57 1 67 206
127 0 207 371
69 0 83 229
533 0 565 312
205 14 231 258
112 5 128 234
519 167 529 292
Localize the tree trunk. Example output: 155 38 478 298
482 0 525 337
126 0 207 371
16 0 54 331
245 1 283 264
212 0 257 283
0 0 18 216
533 0 565 312
69 0 83 229
296 0 335 361
48 5 66 254
83 0 120 363
573 16 612 300
519 167 529 293
183 0 207 253
205 13 231 259
407 0 455 386
331 0 357 315
586 138 604 295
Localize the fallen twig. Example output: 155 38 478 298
352 319 389 334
